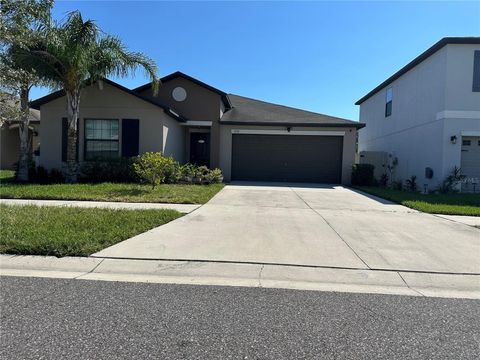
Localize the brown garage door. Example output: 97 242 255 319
231 134 343 183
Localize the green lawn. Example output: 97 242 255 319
0 204 182 257
356 186 480 216
0 170 223 204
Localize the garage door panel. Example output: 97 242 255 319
232 134 343 183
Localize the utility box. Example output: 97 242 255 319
359 151 389 180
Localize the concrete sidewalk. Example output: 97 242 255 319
434 214 480 227
1 255 479 300
0 199 200 213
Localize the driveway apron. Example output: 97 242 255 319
94 184 480 274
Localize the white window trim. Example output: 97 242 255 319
231 129 345 136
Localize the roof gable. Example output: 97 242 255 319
355 37 480 105
134 71 232 109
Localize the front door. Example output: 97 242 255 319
190 132 210 167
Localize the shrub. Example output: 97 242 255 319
436 166 466 193
177 163 197 184
391 180 403 191
80 158 138 183
206 168 224 184
133 152 179 188
26 165 64 184
379 173 389 187
404 175 417 192
351 164 375 186
49 168 65 183
31 166 49 184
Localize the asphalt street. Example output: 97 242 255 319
1 276 479 360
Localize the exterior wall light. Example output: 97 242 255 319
286 127 292 133
450 135 457 144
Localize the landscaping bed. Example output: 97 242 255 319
0 204 182 257
356 187 480 216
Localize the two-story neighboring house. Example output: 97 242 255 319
357 37 480 192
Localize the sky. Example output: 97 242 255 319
30 0 480 121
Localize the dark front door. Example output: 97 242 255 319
190 133 210 167
231 134 343 183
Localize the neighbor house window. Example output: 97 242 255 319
84 119 119 160
385 88 393 117
473 50 480 92
462 139 471 146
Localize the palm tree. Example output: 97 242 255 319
28 11 159 182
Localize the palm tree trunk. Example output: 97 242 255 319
65 90 80 183
17 86 30 183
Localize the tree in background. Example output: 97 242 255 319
25 11 159 183
0 0 53 182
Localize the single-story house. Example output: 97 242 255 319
357 37 480 192
1 105 40 170
31 71 364 184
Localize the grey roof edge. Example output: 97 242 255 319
29 78 187 122
134 71 232 109
228 93 357 121
355 37 480 105
220 120 365 129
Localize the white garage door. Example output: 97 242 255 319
461 136 480 192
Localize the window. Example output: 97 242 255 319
462 139 471 146
473 50 480 92
385 88 393 117
84 119 119 160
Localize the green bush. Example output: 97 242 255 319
80 158 137 183
405 175 418 192
351 164 375 186
133 152 224 187
436 166 465 194
206 168 224 184
28 164 64 184
133 152 177 188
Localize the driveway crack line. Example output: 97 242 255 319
397 271 426 297
258 264 265 287
289 186 372 270
74 258 105 280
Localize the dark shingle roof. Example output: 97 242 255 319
355 37 480 105
221 94 364 128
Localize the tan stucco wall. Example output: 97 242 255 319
218 124 358 184
39 81 180 170
138 77 222 121
1 125 38 170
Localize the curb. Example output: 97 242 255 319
1 255 479 299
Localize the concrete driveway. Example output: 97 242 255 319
94 184 480 274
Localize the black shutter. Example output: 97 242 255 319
61 117 79 162
473 50 480 92
121 119 139 157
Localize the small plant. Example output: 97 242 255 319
133 152 179 189
391 180 403 191
49 168 65 183
436 166 466 193
193 166 211 184
405 175 417 192
351 164 375 186
379 173 389 187
206 168 224 184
